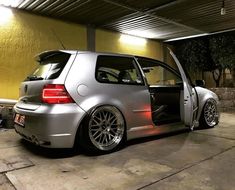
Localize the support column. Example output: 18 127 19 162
87 25 96 52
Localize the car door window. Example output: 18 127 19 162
96 55 144 85
137 58 182 86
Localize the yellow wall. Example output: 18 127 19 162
0 7 163 99
96 29 163 60
0 7 87 99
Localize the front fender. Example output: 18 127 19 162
195 87 220 122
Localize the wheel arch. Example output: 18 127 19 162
195 87 220 123
73 104 127 148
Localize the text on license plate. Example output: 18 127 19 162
14 114 25 127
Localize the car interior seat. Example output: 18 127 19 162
118 70 133 83
97 71 109 82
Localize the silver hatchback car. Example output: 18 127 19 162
14 50 219 152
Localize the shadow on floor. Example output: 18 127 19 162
20 139 80 159
126 128 189 147
20 128 190 158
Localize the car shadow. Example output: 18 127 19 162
194 125 215 131
83 128 190 157
126 128 189 147
20 139 80 159
20 128 190 158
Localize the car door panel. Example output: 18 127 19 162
169 49 198 128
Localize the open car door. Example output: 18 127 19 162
168 49 198 129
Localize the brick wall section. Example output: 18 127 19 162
210 88 235 112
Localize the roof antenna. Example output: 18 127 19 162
50 28 66 49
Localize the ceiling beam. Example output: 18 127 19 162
101 0 205 33
145 0 179 12
56 0 92 17
165 27 235 42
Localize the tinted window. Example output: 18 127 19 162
25 52 71 81
96 56 143 85
137 58 182 86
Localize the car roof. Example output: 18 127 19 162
35 50 179 69
36 49 156 61
35 49 181 77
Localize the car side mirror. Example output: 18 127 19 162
195 80 205 87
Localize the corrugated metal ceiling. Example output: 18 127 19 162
4 0 235 40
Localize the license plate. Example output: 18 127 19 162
14 114 25 127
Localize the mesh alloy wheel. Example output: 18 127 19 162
88 106 125 151
201 99 219 128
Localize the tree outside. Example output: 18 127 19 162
169 31 235 87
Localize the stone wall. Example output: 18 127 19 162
210 88 235 112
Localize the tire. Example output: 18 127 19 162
200 99 219 128
79 106 126 153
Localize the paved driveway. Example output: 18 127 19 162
0 112 234 190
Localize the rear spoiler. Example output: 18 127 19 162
35 50 76 62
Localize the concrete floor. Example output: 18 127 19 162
0 112 234 190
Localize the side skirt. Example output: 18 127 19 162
127 122 186 140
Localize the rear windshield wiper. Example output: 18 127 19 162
27 75 44 81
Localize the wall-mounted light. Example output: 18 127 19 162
0 0 21 7
125 30 156 39
221 0 226 15
119 34 147 46
0 6 13 24
0 0 10 6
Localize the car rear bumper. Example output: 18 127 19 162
14 103 86 148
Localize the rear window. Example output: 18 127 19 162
25 52 71 81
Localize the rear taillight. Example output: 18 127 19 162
42 84 74 104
